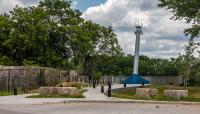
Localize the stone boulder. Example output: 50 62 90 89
164 90 188 100
57 87 79 96
39 87 58 96
136 88 158 98
39 87 79 96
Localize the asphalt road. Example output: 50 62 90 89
0 103 200 114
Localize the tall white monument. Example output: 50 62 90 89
133 24 143 74
121 23 149 84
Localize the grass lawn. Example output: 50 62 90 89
26 89 87 98
0 91 12 96
112 85 200 102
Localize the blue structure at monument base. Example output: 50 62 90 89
120 74 150 84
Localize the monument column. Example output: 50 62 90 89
133 24 143 74
121 23 149 84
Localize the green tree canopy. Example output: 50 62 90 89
0 0 122 73
159 0 200 38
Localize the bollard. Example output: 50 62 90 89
14 87 17 95
142 82 145 87
124 83 126 87
101 85 104 93
108 82 111 97
88 80 91 88
93 80 96 88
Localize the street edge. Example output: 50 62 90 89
45 99 200 105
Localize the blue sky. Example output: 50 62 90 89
72 0 106 12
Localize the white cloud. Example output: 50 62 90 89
0 0 21 13
82 0 192 58
0 0 39 13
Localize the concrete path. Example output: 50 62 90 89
0 84 138 105
84 84 139 100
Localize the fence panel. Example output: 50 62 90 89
101 76 182 85
0 67 69 93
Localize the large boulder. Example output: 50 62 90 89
57 87 79 96
39 87 79 96
39 87 58 96
164 90 188 100
136 88 158 98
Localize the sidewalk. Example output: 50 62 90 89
0 84 137 105
0 84 200 105
84 84 140 100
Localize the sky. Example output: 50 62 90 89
0 0 192 59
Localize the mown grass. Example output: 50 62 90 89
26 94 85 98
0 91 12 96
26 89 87 98
57 82 89 89
112 85 200 102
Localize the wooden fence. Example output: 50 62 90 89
0 66 68 93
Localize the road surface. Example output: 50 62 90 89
0 103 200 114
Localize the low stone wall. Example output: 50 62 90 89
136 88 158 98
39 87 79 96
164 90 188 100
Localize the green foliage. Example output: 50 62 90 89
91 55 178 76
27 89 87 98
186 57 200 86
113 85 200 102
158 0 200 38
176 41 196 87
157 1 200 86
0 0 122 73
58 82 88 89
92 71 102 80
0 91 12 96
0 56 14 65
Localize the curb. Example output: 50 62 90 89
49 99 200 105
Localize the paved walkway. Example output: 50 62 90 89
0 84 139 105
84 84 139 100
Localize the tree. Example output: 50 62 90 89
0 15 14 65
189 59 200 86
2 5 70 67
0 0 123 74
159 0 200 86
158 0 200 38
176 40 196 87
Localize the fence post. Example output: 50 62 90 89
14 86 17 95
59 70 61 83
93 80 96 88
101 85 104 93
8 69 10 92
25 69 28 92
124 83 126 87
108 82 111 97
